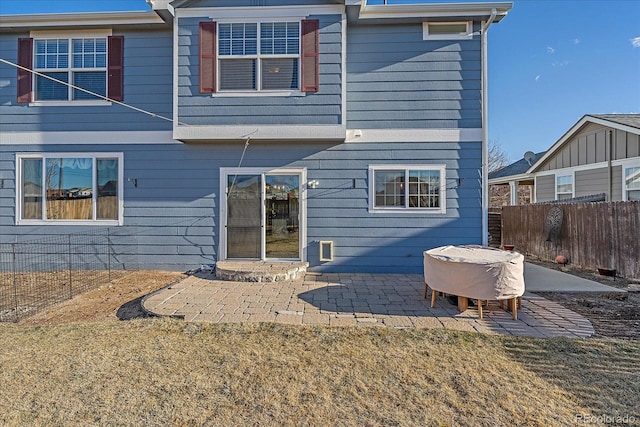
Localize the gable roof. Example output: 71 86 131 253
587 114 640 130
488 151 545 180
528 114 640 174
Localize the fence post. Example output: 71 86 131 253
12 243 18 322
107 228 112 281
68 234 73 299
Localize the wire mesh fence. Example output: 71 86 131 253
0 229 128 322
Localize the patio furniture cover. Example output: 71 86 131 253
423 245 525 301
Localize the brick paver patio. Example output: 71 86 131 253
143 272 595 338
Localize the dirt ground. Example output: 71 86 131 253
527 258 640 340
17 270 185 326
14 263 640 340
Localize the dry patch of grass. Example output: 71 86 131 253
1 320 638 426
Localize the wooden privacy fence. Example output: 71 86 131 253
502 201 640 279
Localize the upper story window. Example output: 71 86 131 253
369 165 446 214
33 38 107 101
217 22 300 92
17 153 123 226
556 174 573 200
17 32 124 104
199 19 319 95
624 166 640 201
423 21 472 40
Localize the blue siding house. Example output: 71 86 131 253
0 0 512 273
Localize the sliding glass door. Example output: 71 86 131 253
224 170 303 260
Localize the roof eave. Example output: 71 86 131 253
528 114 640 174
358 1 512 21
488 173 533 185
0 11 165 30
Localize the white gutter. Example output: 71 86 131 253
481 8 497 246
0 11 164 29
358 2 511 20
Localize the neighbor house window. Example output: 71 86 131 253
33 37 107 101
218 22 300 91
556 175 573 200
624 166 640 201
369 165 446 213
423 21 472 40
18 154 123 225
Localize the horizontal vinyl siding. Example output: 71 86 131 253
536 174 555 202
575 167 608 198
177 14 342 126
346 23 482 130
0 29 173 133
1 139 482 274
301 140 483 273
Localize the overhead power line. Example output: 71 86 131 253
0 57 191 126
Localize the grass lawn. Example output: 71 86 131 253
1 320 638 426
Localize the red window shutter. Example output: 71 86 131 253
301 19 319 93
200 22 217 94
108 36 124 101
17 38 33 104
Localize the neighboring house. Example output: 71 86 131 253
488 151 545 207
0 0 512 273
489 114 640 204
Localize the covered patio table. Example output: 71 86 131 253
423 245 525 319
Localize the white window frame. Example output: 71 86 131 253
16 152 124 226
422 21 472 40
555 173 574 200
216 20 303 96
622 162 640 201
368 165 446 214
29 29 112 106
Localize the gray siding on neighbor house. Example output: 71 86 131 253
612 165 623 202
575 167 608 198
0 29 173 133
0 139 482 273
346 23 482 129
176 14 343 126
536 174 555 202
537 123 640 171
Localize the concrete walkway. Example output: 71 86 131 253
143 270 599 338
524 262 626 293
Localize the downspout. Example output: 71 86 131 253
481 9 497 246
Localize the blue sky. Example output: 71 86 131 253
1 0 639 162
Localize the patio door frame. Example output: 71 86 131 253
219 167 307 261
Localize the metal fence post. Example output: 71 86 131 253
107 228 112 281
68 234 73 299
12 243 18 322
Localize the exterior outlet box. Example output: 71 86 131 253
319 241 334 262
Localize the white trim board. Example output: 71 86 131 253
346 128 482 143
175 5 345 19
174 125 346 141
1 131 178 145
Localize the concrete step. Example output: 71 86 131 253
215 261 309 282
